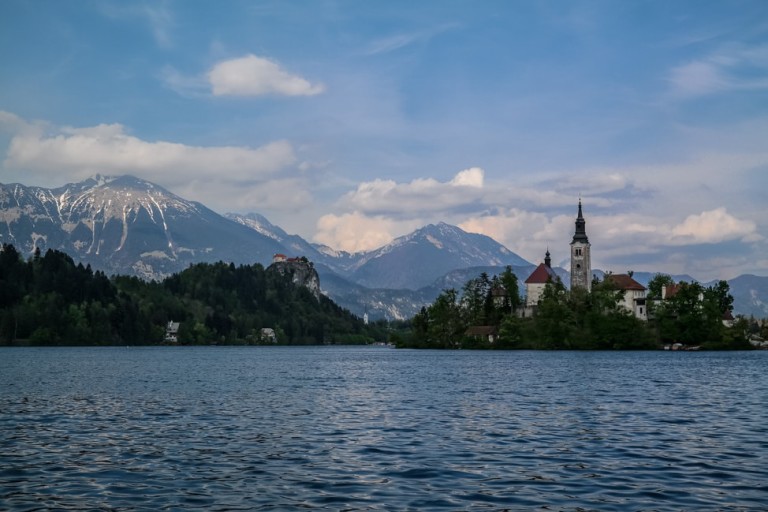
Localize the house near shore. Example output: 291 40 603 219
604 273 648 320
164 321 180 343
260 328 277 343
465 325 498 344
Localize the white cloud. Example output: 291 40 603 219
459 209 570 264
0 112 318 219
208 54 325 97
4 119 295 183
362 23 459 56
588 208 760 250
669 61 728 96
0 111 33 134
339 167 487 214
457 206 761 274
449 167 484 187
669 42 768 97
670 207 759 244
313 212 420 253
176 178 313 214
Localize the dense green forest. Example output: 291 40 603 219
0 244 390 346
1 244 759 349
397 267 755 350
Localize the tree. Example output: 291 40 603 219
647 273 674 299
461 273 491 326
499 266 522 314
427 288 464 347
532 279 575 349
705 280 734 316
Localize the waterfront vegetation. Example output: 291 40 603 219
397 267 757 350
0 244 388 346
0 244 761 349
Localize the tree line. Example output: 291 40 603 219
398 267 753 350
0 244 388 346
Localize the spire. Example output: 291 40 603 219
572 199 589 244
544 248 551 268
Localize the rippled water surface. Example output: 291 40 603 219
1 347 767 511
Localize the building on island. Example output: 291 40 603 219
605 273 648 320
465 325 498 344
570 199 592 292
522 249 560 316
525 249 558 307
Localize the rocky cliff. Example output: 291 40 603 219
268 257 321 301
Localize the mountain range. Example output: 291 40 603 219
1 175 767 320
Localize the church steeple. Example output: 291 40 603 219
572 199 589 244
570 199 592 291
544 248 551 268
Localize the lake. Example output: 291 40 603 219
1 347 766 510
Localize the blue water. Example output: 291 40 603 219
1 347 766 511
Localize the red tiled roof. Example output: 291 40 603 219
664 283 681 298
525 263 558 284
606 274 646 291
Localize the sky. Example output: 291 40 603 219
1 0 767 281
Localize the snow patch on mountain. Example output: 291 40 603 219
426 234 443 249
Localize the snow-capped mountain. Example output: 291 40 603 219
0 175 284 279
347 222 531 290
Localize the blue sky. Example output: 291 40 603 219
1 0 767 281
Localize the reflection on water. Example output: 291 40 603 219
1 347 766 510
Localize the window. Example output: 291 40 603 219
575 248 582 256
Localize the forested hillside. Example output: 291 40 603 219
0 244 386 345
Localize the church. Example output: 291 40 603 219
524 200 592 310
523 200 647 320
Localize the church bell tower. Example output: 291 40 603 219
570 200 591 291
